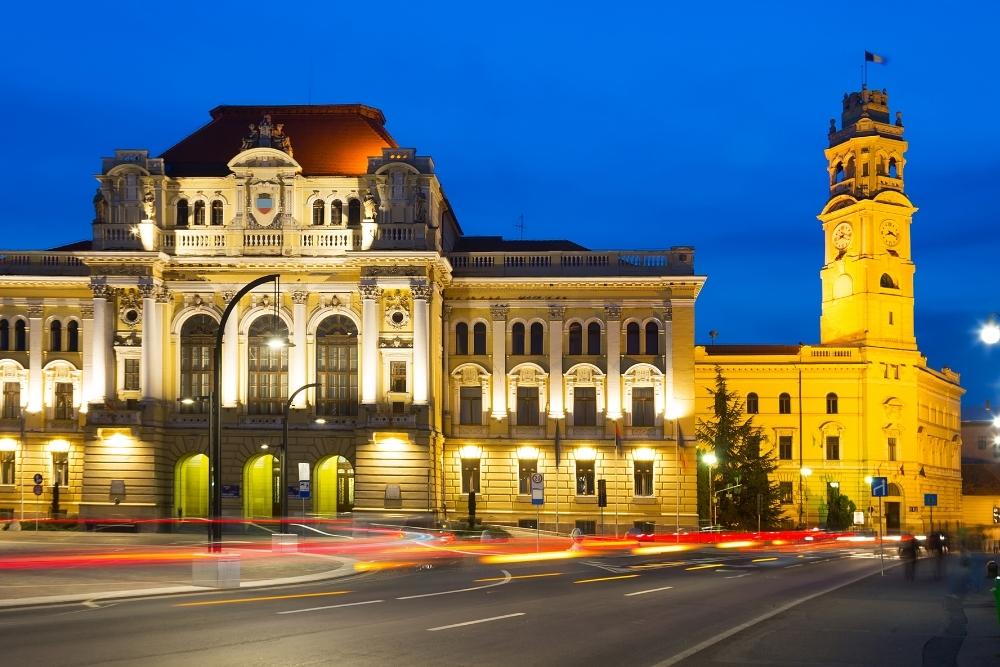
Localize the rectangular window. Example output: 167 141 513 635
52 451 69 487
575 520 597 535
2 382 20 419
779 481 794 504
575 459 595 495
631 387 654 427
888 437 897 462
54 382 73 420
574 387 597 426
778 435 793 460
390 361 407 393
123 358 140 391
459 386 483 425
0 451 14 485
747 434 761 459
460 458 480 494
634 460 654 497
516 386 539 426
518 458 537 494
518 518 537 529
825 435 840 461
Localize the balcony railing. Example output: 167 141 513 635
0 252 88 276
449 249 692 277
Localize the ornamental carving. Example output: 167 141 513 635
155 288 171 304
548 305 565 320
79 304 94 319
410 282 432 300
378 336 412 349
328 295 342 308
359 283 382 300
137 279 156 298
291 290 309 305
118 291 142 327
461 367 480 384
90 279 113 300
113 331 142 347
221 290 236 305
578 367 593 383
604 304 621 320
490 304 509 321
663 301 673 321
26 304 43 318
384 290 411 329
241 114 293 155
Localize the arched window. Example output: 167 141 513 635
644 322 659 355
210 200 224 226
880 273 897 289
845 157 855 179
568 322 583 355
180 314 217 413
14 320 26 351
888 158 898 178
316 315 358 417
0 320 8 350
529 322 544 355
176 199 189 227
193 200 206 225
826 392 838 414
331 200 343 226
247 315 288 415
626 322 640 355
473 322 487 355
833 162 845 184
511 323 525 355
455 322 469 355
312 200 325 226
67 321 79 352
746 392 759 414
587 322 601 354
49 320 62 352
347 199 361 227
778 392 791 414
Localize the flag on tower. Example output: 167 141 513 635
865 51 888 65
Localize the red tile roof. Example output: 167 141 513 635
160 105 397 177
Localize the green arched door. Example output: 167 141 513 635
244 454 278 518
315 455 354 515
174 454 208 518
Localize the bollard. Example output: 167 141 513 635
988 561 998 579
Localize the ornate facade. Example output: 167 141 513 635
0 105 703 532
694 88 964 533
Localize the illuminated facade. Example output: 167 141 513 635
694 88 963 533
0 105 703 532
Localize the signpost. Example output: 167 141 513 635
871 476 888 576
298 463 311 519
530 473 544 551
924 493 938 533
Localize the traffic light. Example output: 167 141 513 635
597 479 607 508
993 506 999 524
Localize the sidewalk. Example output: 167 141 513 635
0 530 355 608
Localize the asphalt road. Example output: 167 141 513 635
0 545 890 666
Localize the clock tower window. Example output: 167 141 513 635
880 273 898 289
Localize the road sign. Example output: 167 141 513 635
871 476 888 497
924 493 938 507
530 472 544 506
33 473 43 485
32 484 43 496
298 480 311 499
853 511 865 525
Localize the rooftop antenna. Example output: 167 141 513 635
514 213 525 240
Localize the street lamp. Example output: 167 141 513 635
280 382 321 534
980 318 1000 346
703 451 718 527
209 274 279 552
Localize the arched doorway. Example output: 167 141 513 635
174 453 208 518
244 453 279 518
885 482 903 533
314 455 355 515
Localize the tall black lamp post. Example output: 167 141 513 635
209 274 279 552
280 382 321 533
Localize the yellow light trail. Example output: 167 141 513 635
629 561 687 570
752 557 779 563
176 591 351 607
573 574 640 584
685 563 723 571
481 550 587 564
631 544 694 556
475 572 563 582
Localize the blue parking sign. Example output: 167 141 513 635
871 476 888 497
924 493 937 507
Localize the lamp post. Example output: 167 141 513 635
280 382 320 534
209 274 279 552
665 402 682 540
703 451 717 527
800 466 813 528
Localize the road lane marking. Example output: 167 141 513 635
784 563 803 569
474 572 562 582
427 612 525 631
751 557 778 563
278 599 384 615
176 590 351 607
396 569 512 599
685 563 723 571
573 574 640 584
630 561 687 570
625 585 674 597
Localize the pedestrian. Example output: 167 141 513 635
926 531 944 580
899 534 918 581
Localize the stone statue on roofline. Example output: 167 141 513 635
363 191 378 221
142 189 156 220
241 123 259 151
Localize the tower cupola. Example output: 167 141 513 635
826 87 906 200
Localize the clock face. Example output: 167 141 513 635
880 220 900 246
832 222 853 250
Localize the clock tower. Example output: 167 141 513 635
818 87 917 350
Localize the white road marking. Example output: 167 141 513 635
427 612 525 631
396 569 512 599
625 585 674 597
278 599 383 615
784 563 803 569
724 573 751 579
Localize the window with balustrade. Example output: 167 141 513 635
312 200 325 226
316 315 358 417
211 200 224 226
193 200 206 225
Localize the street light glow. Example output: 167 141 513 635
800 467 812 477
992 414 1000 429
702 452 718 466
981 320 1000 345
864 475 873 484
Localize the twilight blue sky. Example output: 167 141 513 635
2 1 998 411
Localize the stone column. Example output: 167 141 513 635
221 290 239 407
360 282 381 404
27 303 43 413
88 282 111 404
154 288 170 400
490 304 508 419
80 303 94 408
442 304 452 418
290 290 309 408
139 280 156 400
547 305 565 418
605 304 622 420
411 282 431 405
663 301 674 423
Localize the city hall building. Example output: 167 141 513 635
694 88 964 533
0 105 702 532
